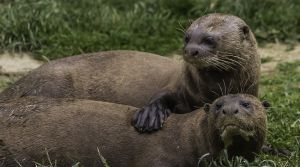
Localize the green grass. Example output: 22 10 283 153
0 0 299 60
261 57 273 64
257 61 300 166
0 0 299 166
261 62 300 148
0 75 20 91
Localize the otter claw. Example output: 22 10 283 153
132 101 171 133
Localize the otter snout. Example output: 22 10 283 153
184 36 217 58
184 44 200 57
218 99 253 118
222 105 240 116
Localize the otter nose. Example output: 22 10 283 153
184 47 199 57
222 106 239 116
190 50 199 57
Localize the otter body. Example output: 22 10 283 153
0 13 260 132
0 94 267 167
0 51 179 107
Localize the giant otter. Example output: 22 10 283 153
0 13 260 132
0 94 268 167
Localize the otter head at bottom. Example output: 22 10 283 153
204 94 269 161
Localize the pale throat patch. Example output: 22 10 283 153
221 125 255 148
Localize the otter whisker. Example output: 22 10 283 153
211 54 237 64
222 80 227 95
239 78 247 93
227 54 248 61
225 56 248 64
210 57 236 70
176 28 185 34
223 58 245 71
222 56 246 67
177 21 186 34
208 59 225 71
217 83 224 96
199 48 243 70
239 78 246 94
227 79 234 94
203 56 227 71
225 55 248 63
214 57 237 67
245 80 257 93
240 73 252 93
216 50 235 55
178 21 185 29
211 90 221 97
207 58 225 70
209 57 234 70
210 60 231 71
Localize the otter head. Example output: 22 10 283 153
183 13 257 70
204 94 268 161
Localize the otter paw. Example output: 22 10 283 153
132 102 171 133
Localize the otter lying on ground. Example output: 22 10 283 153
0 94 268 167
0 13 260 132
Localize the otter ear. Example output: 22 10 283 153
241 25 250 40
262 100 271 110
203 103 211 113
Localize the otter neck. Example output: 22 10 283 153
172 110 213 165
176 63 241 112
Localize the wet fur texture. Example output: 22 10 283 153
0 13 260 132
0 51 179 107
133 13 260 131
0 94 266 167
0 14 260 108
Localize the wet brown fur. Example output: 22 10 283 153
0 51 179 107
0 13 260 112
0 94 266 167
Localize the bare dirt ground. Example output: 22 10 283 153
259 43 300 73
0 43 299 91
0 52 42 75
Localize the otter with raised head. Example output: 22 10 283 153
0 94 268 167
0 13 260 132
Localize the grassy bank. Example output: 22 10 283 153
0 0 299 166
257 61 300 166
0 0 299 60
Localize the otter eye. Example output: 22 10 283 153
184 35 190 44
215 103 223 110
202 36 216 47
240 101 251 109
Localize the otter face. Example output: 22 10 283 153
183 13 256 70
204 94 268 160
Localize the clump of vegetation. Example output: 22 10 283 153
0 0 299 59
